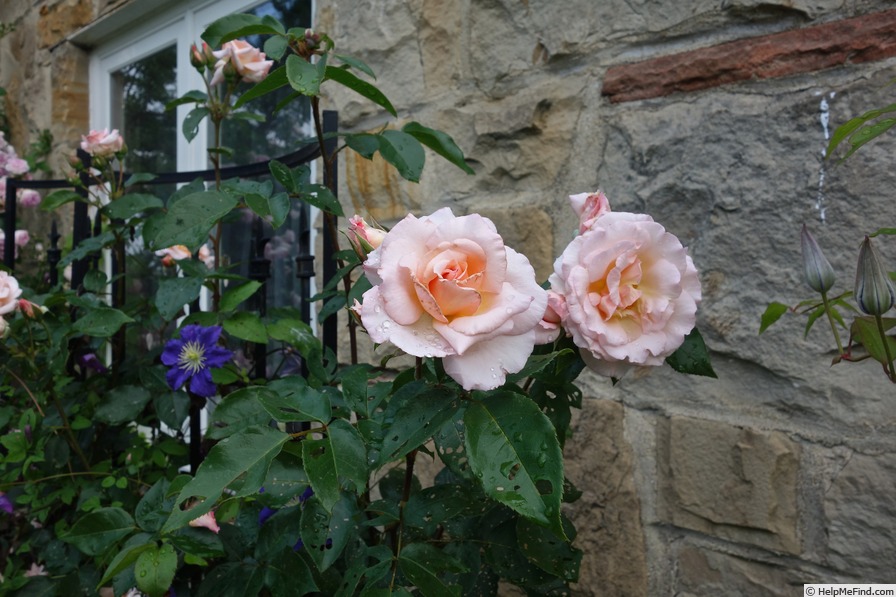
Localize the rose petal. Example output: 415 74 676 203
442 331 536 391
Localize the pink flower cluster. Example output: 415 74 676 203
354 191 701 389
210 40 273 86
0 229 30 261
0 132 41 210
80 128 124 159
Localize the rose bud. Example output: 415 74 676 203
346 215 386 261
190 43 205 71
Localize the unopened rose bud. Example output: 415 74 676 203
801 224 835 294
346 215 386 261
855 236 895 316
569 190 611 234
190 43 205 72
304 28 320 50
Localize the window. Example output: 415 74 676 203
81 0 319 373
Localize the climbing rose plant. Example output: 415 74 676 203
0 13 714 596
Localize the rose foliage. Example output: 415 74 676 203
0 13 714 597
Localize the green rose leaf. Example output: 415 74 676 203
259 378 331 424
324 66 396 116
206 386 274 440
378 130 425 183
102 193 164 221
147 190 238 250
72 307 134 338
377 381 459 466
62 507 136 556
345 133 379 159
41 189 83 212
156 276 203 320
195 562 265 597
403 121 474 175
183 106 210 142
95 385 152 425
286 54 322 96
135 543 177 597
665 327 717 378
464 391 566 538
398 542 466 597
300 494 358 572
299 183 343 216
163 425 288 533
97 533 155 587
222 311 268 343
219 281 263 312
201 13 284 48
234 64 288 108
303 419 368 512
516 517 582 581
164 89 208 111
246 190 290 229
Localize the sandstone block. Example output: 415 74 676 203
660 416 801 554
674 545 809 596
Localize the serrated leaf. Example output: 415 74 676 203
377 382 459 466
183 106 210 142
234 65 288 109
163 425 288 533
82 269 107 294
303 419 368 512
665 327 717 378
201 13 283 47
269 159 300 194
95 385 152 425
206 386 274 440
222 311 268 343
345 133 379 159
97 533 155 587
324 66 396 116
258 380 331 424
264 35 289 61
464 392 566 538
135 543 177 597
286 54 322 96
72 307 134 337
62 508 136 555
334 53 377 78
378 130 425 182
165 89 208 111
516 517 581 581
398 543 465 597
41 189 83 212
264 547 319 594
299 184 343 216
219 281 262 312
124 172 158 186
156 276 203 320
135 479 171 533
196 562 265 597
58 231 116 267
299 494 357 572
246 190 290 229
403 121 474 175
759 301 790 334
102 193 164 221
147 190 238 250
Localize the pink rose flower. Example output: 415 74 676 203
210 40 272 86
0 229 29 260
198 244 215 268
357 208 547 390
0 271 22 316
549 212 701 378
80 129 124 158
569 190 611 234
155 245 192 267
5 157 29 176
534 290 568 345
18 189 41 207
189 510 221 534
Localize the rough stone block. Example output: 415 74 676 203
475 206 553 281
660 416 801 554
674 545 806 596
38 0 94 49
564 399 648 596
823 450 896 579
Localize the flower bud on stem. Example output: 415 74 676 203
855 236 896 381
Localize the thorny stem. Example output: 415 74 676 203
820 290 844 356
311 94 358 365
390 449 418 589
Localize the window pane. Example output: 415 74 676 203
220 0 312 166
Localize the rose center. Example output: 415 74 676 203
589 254 643 320
178 341 207 374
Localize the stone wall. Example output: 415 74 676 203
4 0 896 594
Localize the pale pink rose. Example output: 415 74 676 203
198 244 215 268
80 129 124 158
24 563 47 578
549 212 701 378
5 157 29 176
155 245 192 267
535 290 568 345
569 190 611 234
357 208 547 390
211 40 272 85
14 230 29 248
189 510 220 534
18 189 41 207
347 215 387 261
0 272 22 315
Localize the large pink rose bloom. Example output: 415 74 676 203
0 271 22 316
211 40 273 86
358 208 547 390
80 129 124 158
550 212 700 378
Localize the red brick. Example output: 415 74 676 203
603 9 896 103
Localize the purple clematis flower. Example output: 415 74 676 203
161 325 233 398
0 492 13 515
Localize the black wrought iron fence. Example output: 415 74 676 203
1 111 339 369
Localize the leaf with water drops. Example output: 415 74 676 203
398 542 466 597
303 419 368 512
516 516 581 581
300 493 358 572
286 54 322 96
665 327 717 378
135 542 177 597
62 507 136 556
377 130 425 182
324 65 396 116
376 381 460 467
464 391 566 538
